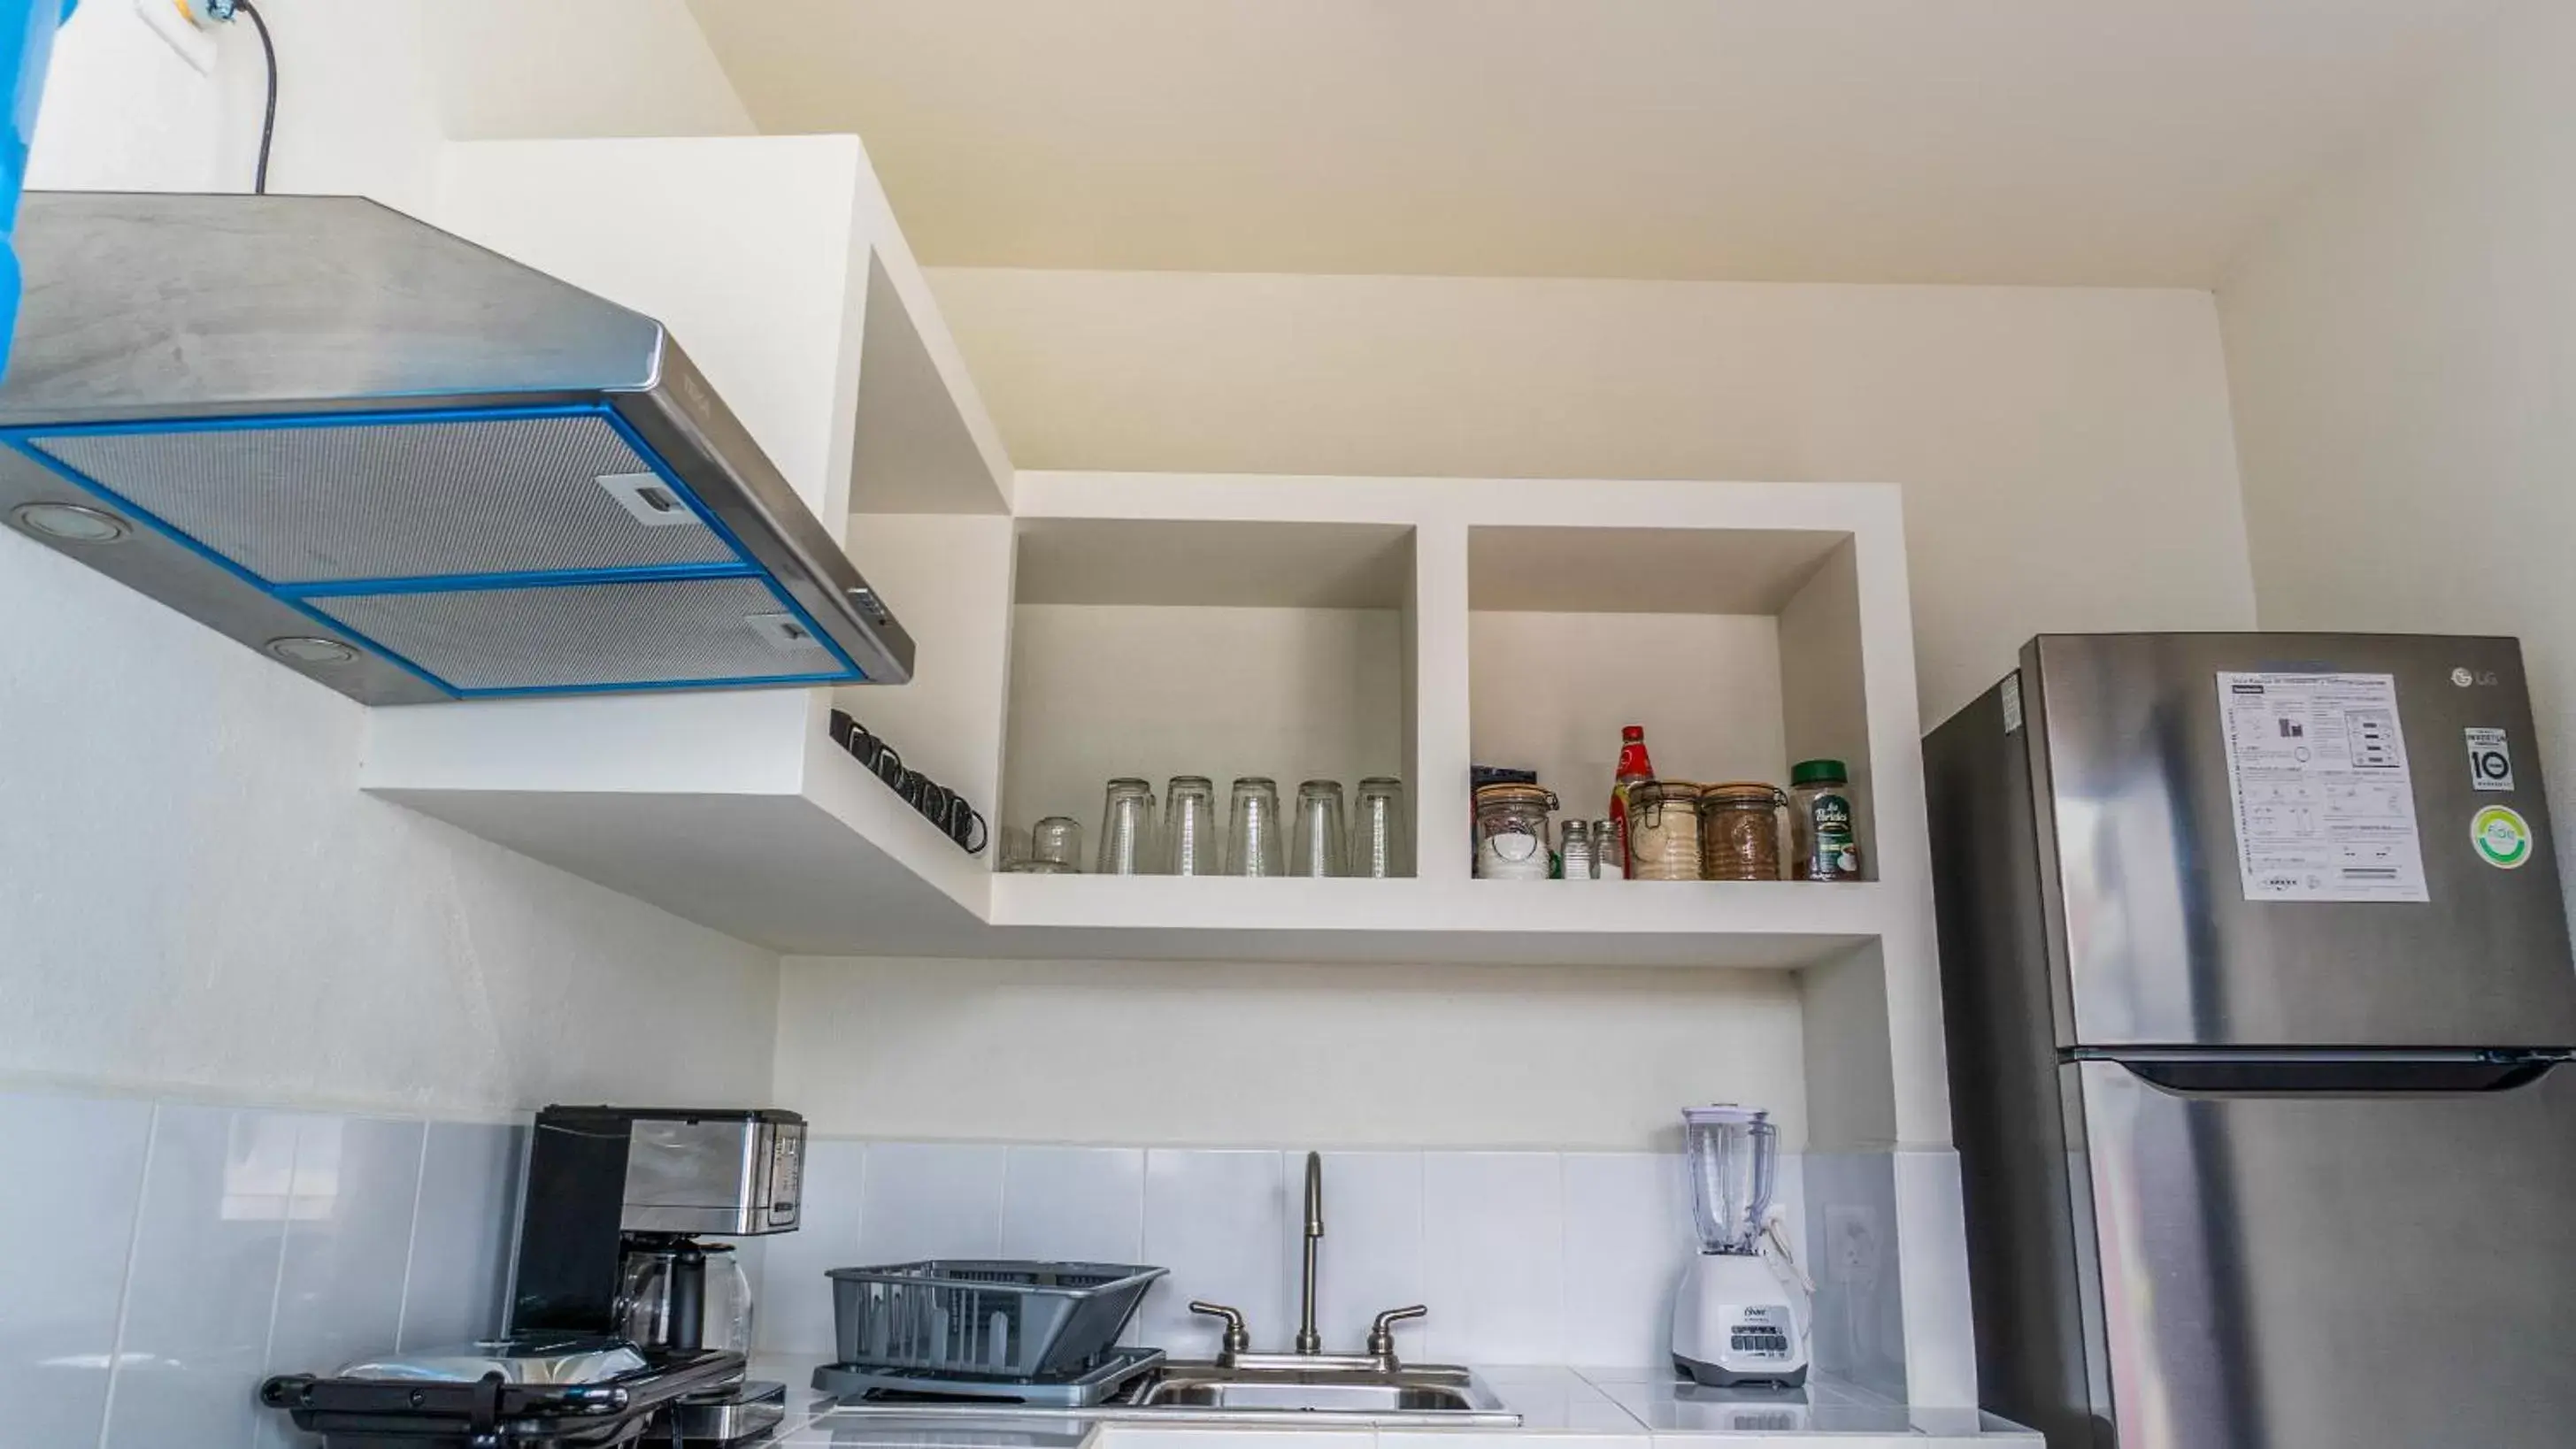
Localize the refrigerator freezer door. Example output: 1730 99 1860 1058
2025 633 2576 1047
2069 1057 2576 1449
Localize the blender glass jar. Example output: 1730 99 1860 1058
1682 1105 1777 1254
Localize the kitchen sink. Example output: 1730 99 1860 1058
811 1359 1521 1428
1131 1361 1513 1418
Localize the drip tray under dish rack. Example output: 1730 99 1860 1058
814 1346 1165 1408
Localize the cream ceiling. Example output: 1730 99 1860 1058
690 0 2513 285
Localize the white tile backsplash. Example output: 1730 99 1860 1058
760 1137 868 1356
0 1091 153 1449
1893 1148 1971 1407
0 1095 530 1449
1139 1149 1288 1358
398 1121 524 1349
768 1139 1874 1376
103 1104 295 1449
1422 1151 1567 1364
269 1117 426 1360
1803 1151 1907 1400
1560 1153 1691 1369
258 1115 425 1447
1002 1146 1146 1264
855 1142 1008 1264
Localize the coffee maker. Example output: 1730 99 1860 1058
511 1106 807 1444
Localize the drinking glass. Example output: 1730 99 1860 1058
1162 776 1219 876
1096 778 1156 875
1290 779 1347 878
1030 815 1083 871
1224 778 1285 877
1350 777 1409 878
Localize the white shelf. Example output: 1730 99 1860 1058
988 874 1895 967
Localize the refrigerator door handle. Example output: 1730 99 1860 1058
2109 1053 2566 1097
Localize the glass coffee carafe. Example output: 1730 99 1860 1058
616 1239 754 1353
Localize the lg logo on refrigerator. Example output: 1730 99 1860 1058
2452 667 2502 687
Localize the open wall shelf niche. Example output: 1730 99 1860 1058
371 470 1931 970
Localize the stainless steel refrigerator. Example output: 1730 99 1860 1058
1926 633 2576 1449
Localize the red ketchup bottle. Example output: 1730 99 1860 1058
1609 724 1657 879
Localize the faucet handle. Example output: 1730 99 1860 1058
1365 1304 1428 1361
1189 1300 1252 1358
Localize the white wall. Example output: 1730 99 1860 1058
774 956 1806 1150
3 0 780 1116
2218 0 2576 927
924 269 2258 725
0 528 781 1114
27 0 749 212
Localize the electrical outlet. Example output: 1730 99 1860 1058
133 0 219 76
1825 1204 1886 1286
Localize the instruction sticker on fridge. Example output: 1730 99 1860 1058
2217 671 2429 902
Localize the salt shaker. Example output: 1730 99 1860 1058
1594 817 1624 878
1560 817 1596 881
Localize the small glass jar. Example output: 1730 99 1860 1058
1789 759 1865 881
1624 780 1703 881
1473 783 1557 880
1030 816 1083 872
1699 782 1787 881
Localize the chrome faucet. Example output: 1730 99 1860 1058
1296 1150 1325 1354
1188 1151 1429 1372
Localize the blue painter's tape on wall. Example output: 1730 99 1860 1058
0 0 80 382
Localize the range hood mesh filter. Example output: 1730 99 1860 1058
309 576 837 692
33 413 736 583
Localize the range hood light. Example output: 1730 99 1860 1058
10 501 133 543
265 636 360 666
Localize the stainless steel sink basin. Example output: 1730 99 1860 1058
809 1358 1522 1429
1131 1361 1513 1418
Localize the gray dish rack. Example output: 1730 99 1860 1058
826 1261 1166 1381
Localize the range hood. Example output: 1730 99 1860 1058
0 192 912 704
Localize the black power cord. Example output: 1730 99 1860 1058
213 0 279 194
828 709 990 855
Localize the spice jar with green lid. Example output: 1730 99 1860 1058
1788 759 1863 881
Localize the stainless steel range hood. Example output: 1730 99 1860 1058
0 192 913 704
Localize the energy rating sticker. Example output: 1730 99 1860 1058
2471 805 2533 870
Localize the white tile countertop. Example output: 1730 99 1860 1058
751 1362 2040 1448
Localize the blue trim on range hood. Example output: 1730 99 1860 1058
1 400 870 698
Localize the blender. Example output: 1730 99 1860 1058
1671 1105 1813 1387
